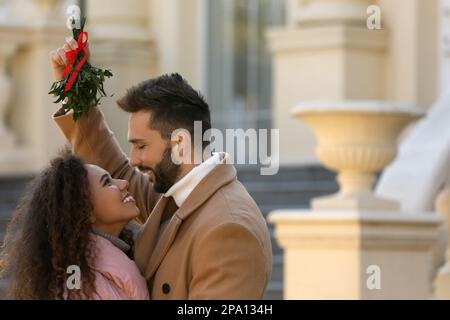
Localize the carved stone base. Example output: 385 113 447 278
268 209 443 299
312 192 400 211
435 264 450 299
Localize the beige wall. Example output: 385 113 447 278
85 0 156 152
9 37 67 163
380 0 438 109
0 0 442 173
4 3 70 173
92 0 203 152
150 0 202 89
270 0 440 164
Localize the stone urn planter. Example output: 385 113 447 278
291 100 424 211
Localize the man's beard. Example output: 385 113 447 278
151 146 181 194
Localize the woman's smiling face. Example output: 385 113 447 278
85 164 140 235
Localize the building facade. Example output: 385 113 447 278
0 0 449 299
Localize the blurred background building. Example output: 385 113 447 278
0 0 449 299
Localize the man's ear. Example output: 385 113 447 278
178 131 193 163
171 129 192 165
172 140 182 159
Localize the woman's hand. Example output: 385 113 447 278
49 37 89 82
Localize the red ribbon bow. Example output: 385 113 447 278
63 31 89 92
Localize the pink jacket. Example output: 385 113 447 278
90 234 149 300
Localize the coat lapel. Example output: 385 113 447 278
133 195 166 273
141 163 238 280
144 214 182 279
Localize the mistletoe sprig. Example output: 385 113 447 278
49 17 113 121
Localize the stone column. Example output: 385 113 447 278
0 40 15 150
434 184 450 299
270 210 442 299
3 0 70 173
86 0 157 150
0 10 37 174
267 0 387 163
0 33 27 175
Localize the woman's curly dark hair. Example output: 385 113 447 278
0 150 97 299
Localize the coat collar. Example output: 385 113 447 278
164 152 226 207
139 162 237 280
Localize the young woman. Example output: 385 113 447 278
0 151 149 300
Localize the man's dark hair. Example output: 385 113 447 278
117 73 211 148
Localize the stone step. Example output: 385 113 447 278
238 166 339 211
270 254 283 282
265 254 284 299
268 224 283 256
236 164 336 183
0 176 32 215
243 180 338 192
264 281 283 300
0 175 32 192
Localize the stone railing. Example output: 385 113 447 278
0 0 69 176
0 21 32 176
0 0 156 175
434 182 450 298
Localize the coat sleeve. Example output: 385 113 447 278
53 106 159 223
189 222 271 300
